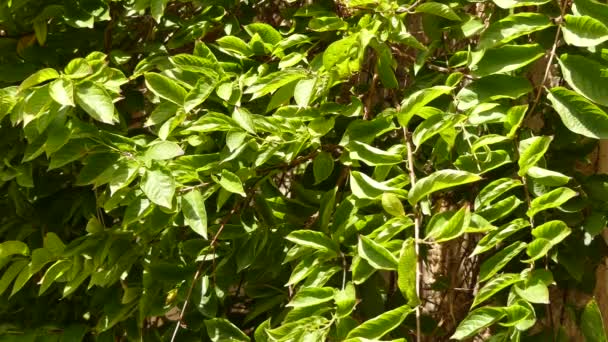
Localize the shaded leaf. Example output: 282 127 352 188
346 305 413 339
182 189 208 239
408 170 481 205
478 241 527 282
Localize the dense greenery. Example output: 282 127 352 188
2 0 608 340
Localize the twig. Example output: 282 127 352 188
396 0 424 13
364 72 378 120
404 127 423 342
528 0 568 116
170 204 241 342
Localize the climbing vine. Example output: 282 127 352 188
1 0 608 340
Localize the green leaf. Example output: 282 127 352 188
216 36 254 57
48 139 89 170
245 23 283 45
475 178 522 209
518 136 552 176
527 187 577 218
415 2 461 20
456 75 532 110
581 299 608 342
429 206 471 242
346 305 413 339
398 86 452 127
182 189 208 239
368 216 414 243
75 153 120 186
19 68 59 92
39 260 71 295
454 150 512 175
398 238 419 305
472 219 530 255
0 260 28 296
531 220 572 245
287 287 335 307
294 78 316 107
547 87 608 139
232 107 257 134
204 318 250 342
408 170 481 205
513 270 552 303
170 54 219 75
144 141 184 161
527 166 570 186
471 134 510 153
583 212 606 237
150 0 167 22
323 34 360 72
476 195 522 222
472 273 522 308
217 170 246 196
286 230 338 253
558 54 608 107
472 44 545 77
245 70 307 100
144 73 187 105
11 248 54 296
478 241 527 282
140 165 175 208
33 19 47 46
573 0 608 23
347 141 402 165
64 58 93 78
525 238 553 262
309 16 348 32
505 104 528 138
313 151 334 184
358 235 399 270
373 42 398 89
478 13 553 49
382 193 405 217
350 171 402 199
562 15 608 47
412 114 466 147
451 307 506 340
49 78 75 106
75 82 116 124
0 241 29 259
184 75 217 112
492 0 550 8
335 282 357 317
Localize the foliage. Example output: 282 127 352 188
1 0 608 341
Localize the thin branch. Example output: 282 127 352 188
364 72 378 120
528 0 569 116
404 127 423 342
170 204 241 342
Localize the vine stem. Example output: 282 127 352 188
528 0 568 116
170 204 240 342
404 127 422 342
